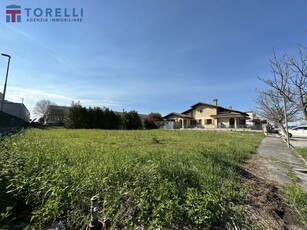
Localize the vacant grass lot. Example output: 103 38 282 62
0 129 263 229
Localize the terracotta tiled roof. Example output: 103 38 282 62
190 102 249 116
163 112 193 119
164 101 249 120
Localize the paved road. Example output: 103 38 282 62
256 135 307 192
289 137 307 148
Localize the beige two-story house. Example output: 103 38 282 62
163 99 249 129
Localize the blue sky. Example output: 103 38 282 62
0 0 306 119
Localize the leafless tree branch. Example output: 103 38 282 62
33 99 56 123
259 48 307 121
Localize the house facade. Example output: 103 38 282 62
163 99 250 129
46 105 69 125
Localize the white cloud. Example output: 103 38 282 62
6 87 124 119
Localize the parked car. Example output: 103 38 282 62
288 125 307 138
269 127 279 134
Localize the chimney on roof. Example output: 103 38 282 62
213 99 218 106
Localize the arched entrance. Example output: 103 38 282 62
229 118 235 128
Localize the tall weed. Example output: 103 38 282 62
0 129 263 229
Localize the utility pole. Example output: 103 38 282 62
283 96 290 148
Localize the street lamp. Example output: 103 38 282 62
1 53 11 111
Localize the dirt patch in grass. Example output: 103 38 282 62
242 159 305 229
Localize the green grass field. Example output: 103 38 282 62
0 129 263 229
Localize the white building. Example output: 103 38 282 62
47 105 69 125
245 111 260 127
0 92 30 122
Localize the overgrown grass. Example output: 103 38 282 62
288 147 307 224
296 148 307 161
0 129 263 229
287 185 307 224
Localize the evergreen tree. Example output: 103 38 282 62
64 103 85 129
64 103 123 129
122 111 143 130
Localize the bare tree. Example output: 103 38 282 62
286 48 307 119
259 48 307 121
33 99 56 123
256 88 299 134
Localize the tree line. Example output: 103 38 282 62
64 102 145 129
32 101 164 130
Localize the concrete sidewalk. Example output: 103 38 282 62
256 135 307 192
